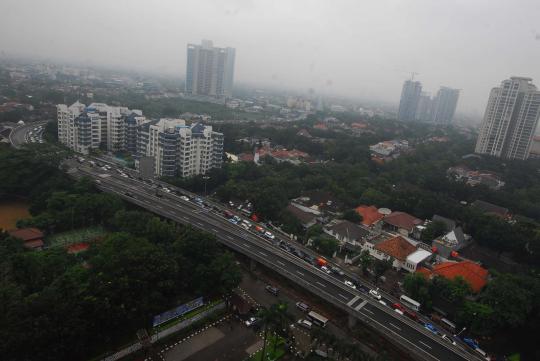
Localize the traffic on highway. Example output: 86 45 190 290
66 156 486 361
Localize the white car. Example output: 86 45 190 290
369 289 382 300
320 266 331 274
442 334 457 346
378 300 387 307
344 280 356 289
264 231 275 240
180 195 190 201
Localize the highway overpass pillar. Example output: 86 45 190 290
250 259 256 271
348 314 357 329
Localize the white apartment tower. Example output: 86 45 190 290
185 40 236 98
475 77 540 160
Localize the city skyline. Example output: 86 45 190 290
1 0 540 117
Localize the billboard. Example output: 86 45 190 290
152 297 204 327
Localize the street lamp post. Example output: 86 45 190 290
203 176 210 198
454 327 466 337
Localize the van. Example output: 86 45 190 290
265 285 279 296
296 302 310 312
297 319 312 330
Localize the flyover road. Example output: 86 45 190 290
9 120 48 148
68 161 482 361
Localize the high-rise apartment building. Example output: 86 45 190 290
185 40 236 98
475 77 540 160
415 92 434 122
57 102 144 154
397 80 422 121
432 87 459 123
137 118 223 178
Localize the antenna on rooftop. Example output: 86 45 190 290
410 72 419 81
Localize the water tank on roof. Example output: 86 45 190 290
378 208 391 215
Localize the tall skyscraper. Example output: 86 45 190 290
475 77 540 160
397 80 422 121
415 92 434 122
431 86 460 123
185 40 236 98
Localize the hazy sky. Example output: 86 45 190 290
1 0 540 115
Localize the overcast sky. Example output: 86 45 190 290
1 0 540 115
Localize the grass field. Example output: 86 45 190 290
47 226 107 247
250 335 286 361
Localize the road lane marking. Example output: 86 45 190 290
354 300 368 311
338 294 349 300
243 243 251 248
259 251 268 257
276 261 285 266
296 270 304 276
361 308 374 315
347 295 360 306
316 281 326 288
389 322 401 331
196 222 203 227
211 228 218 232
418 340 432 349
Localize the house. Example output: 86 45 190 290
324 220 370 247
403 249 433 273
419 261 489 293
286 203 318 228
8 227 44 250
471 200 510 219
355 205 384 227
383 211 423 236
432 227 469 259
369 235 418 270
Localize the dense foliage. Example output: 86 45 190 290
0 145 241 360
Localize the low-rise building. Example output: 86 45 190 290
286 203 318 228
355 205 384 228
8 227 44 250
432 227 469 259
371 235 418 270
418 261 488 293
383 211 423 237
323 220 370 247
471 200 510 219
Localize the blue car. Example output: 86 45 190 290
462 338 479 350
424 323 438 334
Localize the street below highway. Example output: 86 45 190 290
66 158 483 361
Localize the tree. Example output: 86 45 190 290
357 250 373 276
403 273 432 310
455 301 496 336
420 220 448 244
373 257 393 283
312 235 339 257
343 209 362 223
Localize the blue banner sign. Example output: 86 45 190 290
152 297 204 327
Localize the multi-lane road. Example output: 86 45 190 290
9 120 48 148
64 158 484 361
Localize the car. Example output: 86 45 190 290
424 323 438 334
180 195 189 201
320 266 331 274
233 215 241 223
463 338 479 350
403 309 418 321
241 222 251 230
297 319 312 330
242 219 252 227
331 266 345 276
441 334 457 346
357 284 370 293
229 201 235 207
228 218 238 224
394 308 404 315
245 317 260 327
295 302 310 312
369 289 382 300
378 300 387 306
392 303 405 312
121 173 128 178
264 231 275 240
265 285 279 296
344 280 356 289
223 210 234 218
255 225 265 233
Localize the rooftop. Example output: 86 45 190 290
471 200 509 218
355 205 384 226
406 249 432 264
431 261 489 293
286 203 317 226
326 220 370 241
8 227 44 242
375 235 417 261
383 211 423 232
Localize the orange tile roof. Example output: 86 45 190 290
432 261 488 293
416 267 432 277
355 205 384 226
67 242 90 254
8 227 44 242
374 235 416 261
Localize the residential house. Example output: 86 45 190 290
286 203 318 228
432 227 469 259
370 235 418 270
471 200 510 219
383 211 423 237
355 205 384 228
8 227 44 250
418 261 488 293
403 249 433 273
324 220 370 247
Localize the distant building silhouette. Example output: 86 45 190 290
431 87 459 123
397 80 422 121
475 77 540 160
185 40 235 98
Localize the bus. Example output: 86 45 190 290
440 318 456 333
307 311 329 328
400 295 421 311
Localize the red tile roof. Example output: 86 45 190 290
383 212 423 232
8 227 44 242
23 239 44 250
355 205 384 226
432 261 488 293
374 235 416 261
67 242 90 254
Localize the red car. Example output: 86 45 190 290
404 309 419 321
392 303 405 312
